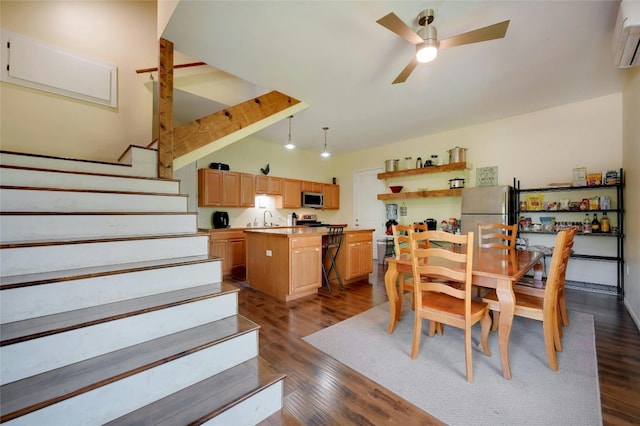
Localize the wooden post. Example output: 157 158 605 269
157 38 174 179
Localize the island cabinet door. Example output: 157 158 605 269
344 233 373 279
290 237 322 295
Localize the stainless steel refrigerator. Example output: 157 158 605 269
461 185 515 244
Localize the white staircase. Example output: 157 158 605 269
0 147 284 425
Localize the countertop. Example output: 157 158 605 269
244 227 374 237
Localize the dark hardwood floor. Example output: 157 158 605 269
229 264 640 425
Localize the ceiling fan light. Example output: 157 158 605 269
416 42 438 63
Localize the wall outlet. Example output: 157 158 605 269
266 250 272 257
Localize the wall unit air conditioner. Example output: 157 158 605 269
613 0 640 68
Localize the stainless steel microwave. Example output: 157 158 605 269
302 192 324 208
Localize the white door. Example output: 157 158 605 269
353 168 386 259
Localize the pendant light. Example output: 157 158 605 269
321 126 330 157
284 115 295 150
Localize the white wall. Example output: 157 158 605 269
622 67 640 328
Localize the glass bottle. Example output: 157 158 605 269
582 214 591 233
591 213 600 233
601 212 610 233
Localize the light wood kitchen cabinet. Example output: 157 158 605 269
290 236 322 296
339 232 373 281
323 183 340 210
208 230 246 279
221 172 240 206
280 178 302 209
198 168 240 207
239 172 255 207
255 175 283 195
198 168 223 206
301 180 323 193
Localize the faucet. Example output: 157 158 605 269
263 210 273 227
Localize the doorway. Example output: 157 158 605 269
353 168 386 259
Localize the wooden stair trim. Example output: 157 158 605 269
116 144 158 163
0 185 188 197
1 283 238 346
104 357 285 425
0 315 260 423
0 164 179 183
0 255 221 290
0 232 209 249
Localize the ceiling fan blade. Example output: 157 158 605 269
439 20 510 50
377 12 423 45
392 57 419 84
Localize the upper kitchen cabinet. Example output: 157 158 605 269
280 178 302 209
239 173 255 207
198 168 222 206
255 175 283 196
301 180 323 193
323 183 340 210
197 168 240 207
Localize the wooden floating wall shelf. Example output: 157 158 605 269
377 162 467 200
377 188 462 200
376 162 467 179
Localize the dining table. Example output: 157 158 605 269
384 247 543 380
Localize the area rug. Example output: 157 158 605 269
303 294 601 425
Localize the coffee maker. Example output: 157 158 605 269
212 211 229 229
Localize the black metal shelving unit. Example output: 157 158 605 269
514 169 624 299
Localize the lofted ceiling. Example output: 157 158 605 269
162 0 628 156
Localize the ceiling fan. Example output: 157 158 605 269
376 9 510 84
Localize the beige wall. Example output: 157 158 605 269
622 67 640 326
0 0 157 162
177 135 340 229
332 94 622 227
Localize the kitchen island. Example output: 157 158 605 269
245 227 374 301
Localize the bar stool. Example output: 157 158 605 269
322 224 345 293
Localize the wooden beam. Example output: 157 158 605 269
173 91 301 160
157 38 174 179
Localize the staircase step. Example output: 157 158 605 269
1 255 223 323
1 282 238 345
0 165 180 194
106 357 285 426
0 186 188 212
0 212 198 242
0 315 260 424
0 147 157 178
1 233 209 277
1 285 240 384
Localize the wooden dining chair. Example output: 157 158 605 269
513 227 576 335
478 223 518 250
409 229 492 382
482 229 572 371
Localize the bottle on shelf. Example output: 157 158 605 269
601 211 610 233
582 214 591 233
591 213 600 233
